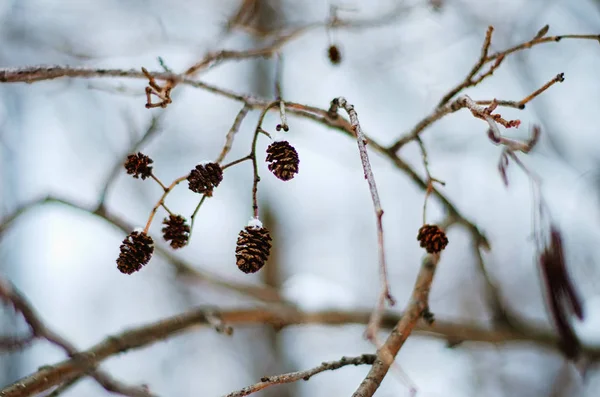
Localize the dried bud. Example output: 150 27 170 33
187 162 223 196
422 307 435 325
235 221 272 274
162 215 190 249
265 141 299 181
328 45 342 65
417 224 448 254
124 152 153 180
116 231 154 274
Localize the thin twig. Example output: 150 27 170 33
189 194 208 239
486 33 600 62
327 97 395 343
250 101 279 218
97 114 164 209
437 25 599 108
475 73 565 109
224 354 377 397
437 26 496 108
415 136 445 225
143 175 189 234
216 104 252 164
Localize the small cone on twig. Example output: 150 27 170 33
265 140 299 181
162 215 190 249
417 224 448 254
235 220 272 274
328 45 342 65
116 231 154 274
187 162 223 196
124 152 153 180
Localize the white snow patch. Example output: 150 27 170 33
247 217 263 229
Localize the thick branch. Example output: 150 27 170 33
352 253 440 397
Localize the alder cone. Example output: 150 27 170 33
235 226 272 274
162 214 190 249
417 224 448 254
116 231 154 274
328 45 342 65
187 162 223 196
265 141 299 181
124 152 153 180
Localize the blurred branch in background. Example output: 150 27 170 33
1 298 599 397
0 279 154 397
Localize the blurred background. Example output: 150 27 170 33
1 0 600 396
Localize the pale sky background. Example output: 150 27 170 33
1 0 600 396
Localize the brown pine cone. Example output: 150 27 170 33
116 231 154 274
187 162 223 196
124 152 153 180
265 141 299 181
162 215 190 249
235 222 272 274
417 224 448 254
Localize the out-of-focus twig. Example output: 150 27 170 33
436 26 499 108
224 354 377 397
0 278 154 397
216 104 252 164
97 113 164 209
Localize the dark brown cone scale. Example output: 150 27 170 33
116 231 154 274
124 152 153 180
235 226 272 274
162 215 190 249
265 141 299 181
187 162 223 196
417 224 448 254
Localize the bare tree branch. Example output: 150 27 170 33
223 354 377 397
327 97 395 342
352 253 441 397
